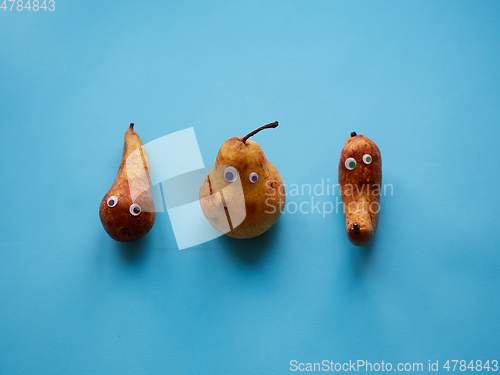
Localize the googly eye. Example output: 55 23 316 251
107 196 118 208
249 172 259 183
224 166 238 183
363 154 372 164
345 157 357 170
129 203 141 216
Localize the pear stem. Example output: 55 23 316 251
130 123 134 129
242 121 278 143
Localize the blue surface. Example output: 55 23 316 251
1 1 500 374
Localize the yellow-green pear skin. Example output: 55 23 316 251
199 123 285 239
99 124 156 242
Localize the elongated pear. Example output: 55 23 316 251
99 124 155 242
339 132 382 246
199 122 286 239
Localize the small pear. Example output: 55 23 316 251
99 124 156 242
199 122 286 239
339 132 382 246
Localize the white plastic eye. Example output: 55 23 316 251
107 196 118 208
224 166 238 183
363 154 372 164
345 157 357 170
249 172 259 183
129 203 141 216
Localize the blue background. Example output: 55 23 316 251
1 1 499 374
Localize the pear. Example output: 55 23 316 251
99 124 156 242
339 132 382 246
199 122 286 239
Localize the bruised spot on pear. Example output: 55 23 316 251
99 123 156 242
199 122 286 239
339 132 382 246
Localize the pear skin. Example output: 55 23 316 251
339 132 382 246
199 122 285 239
99 124 156 242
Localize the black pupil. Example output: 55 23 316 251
134 206 140 214
109 199 115 206
225 172 234 181
252 175 257 181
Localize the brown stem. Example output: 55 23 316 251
130 123 135 129
242 121 278 143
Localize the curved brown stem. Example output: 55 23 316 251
242 121 278 143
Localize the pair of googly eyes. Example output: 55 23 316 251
345 154 372 170
107 196 141 216
224 167 258 183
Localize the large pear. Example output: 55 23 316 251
199 122 286 239
99 124 156 242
